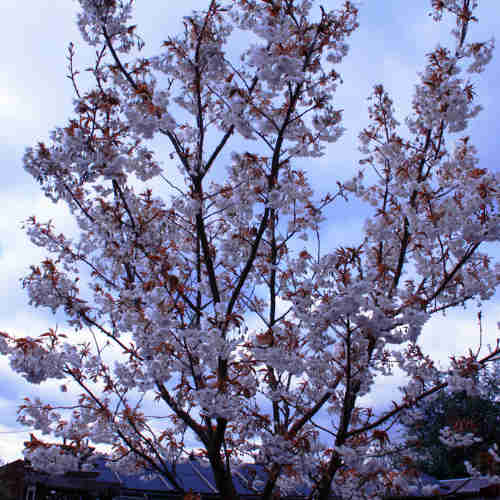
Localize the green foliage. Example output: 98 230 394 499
398 363 500 479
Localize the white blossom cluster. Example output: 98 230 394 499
438 426 482 448
24 446 92 475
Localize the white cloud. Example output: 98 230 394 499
0 423 31 463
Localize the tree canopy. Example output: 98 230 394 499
396 361 500 479
1 1 500 499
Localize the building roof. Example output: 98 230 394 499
3 458 499 499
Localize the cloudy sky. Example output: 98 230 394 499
1 0 500 463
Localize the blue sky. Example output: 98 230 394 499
0 0 500 462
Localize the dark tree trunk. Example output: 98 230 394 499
313 378 363 500
314 451 343 500
207 453 240 500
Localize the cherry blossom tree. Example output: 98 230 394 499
1 0 500 499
